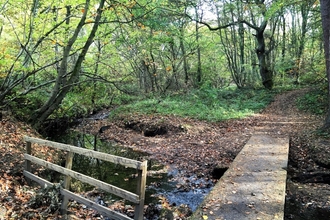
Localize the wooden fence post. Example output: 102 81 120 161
61 151 74 215
25 141 32 185
134 160 147 220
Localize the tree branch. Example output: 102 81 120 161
184 13 240 30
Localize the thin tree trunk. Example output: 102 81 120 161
195 5 202 85
180 25 189 85
295 2 311 83
320 0 330 129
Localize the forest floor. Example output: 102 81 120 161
1 88 330 219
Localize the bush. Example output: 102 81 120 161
297 85 327 115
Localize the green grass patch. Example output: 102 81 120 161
111 87 278 122
297 85 327 115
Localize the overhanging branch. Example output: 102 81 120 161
185 12 265 32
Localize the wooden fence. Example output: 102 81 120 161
23 136 147 220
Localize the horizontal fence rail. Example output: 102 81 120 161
24 136 145 169
23 136 147 220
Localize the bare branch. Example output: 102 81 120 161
20 80 56 95
185 13 242 31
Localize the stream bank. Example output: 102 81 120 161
46 122 215 219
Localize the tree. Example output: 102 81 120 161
320 0 330 129
216 1 249 88
1 0 154 127
243 0 275 89
31 0 106 128
0 0 326 128
284 0 315 84
190 0 279 89
0 0 60 105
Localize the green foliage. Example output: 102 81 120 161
50 82 141 119
297 86 327 115
9 91 47 121
111 87 277 122
0 0 326 126
9 81 115 120
52 83 114 119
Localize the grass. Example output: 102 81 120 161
297 85 328 115
111 87 279 121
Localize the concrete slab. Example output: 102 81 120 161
191 135 289 220
232 154 288 173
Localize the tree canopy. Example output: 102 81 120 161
0 0 327 128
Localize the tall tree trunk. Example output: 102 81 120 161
281 14 286 61
320 0 330 129
217 5 245 88
195 5 202 85
255 21 273 89
295 1 313 83
238 22 245 85
23 0 39 68
180 25 189 85
237 0 246 86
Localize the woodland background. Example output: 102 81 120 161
1 0 330 219
0 0 329 129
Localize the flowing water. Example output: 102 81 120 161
49 129 212 211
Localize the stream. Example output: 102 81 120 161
48 125 212 214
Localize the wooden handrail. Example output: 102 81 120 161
24 136 146 169
23 135 147 220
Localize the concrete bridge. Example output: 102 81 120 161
191 134 289 220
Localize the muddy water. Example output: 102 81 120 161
50 130 211 211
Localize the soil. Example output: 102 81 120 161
1 88 330 219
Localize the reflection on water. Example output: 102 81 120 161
51 130 167 204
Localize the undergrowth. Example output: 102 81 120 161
111 87 279 121
296 85 327 115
